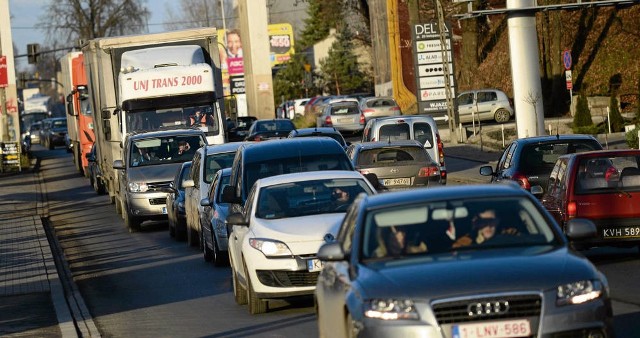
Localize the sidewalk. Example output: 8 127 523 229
0 157 97 337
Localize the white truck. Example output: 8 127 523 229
82 28 227 205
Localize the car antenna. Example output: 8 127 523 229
388 135 391 145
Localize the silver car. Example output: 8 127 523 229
359 96 402 122
316 98 365 134
315 184 613 338
457 89 514 124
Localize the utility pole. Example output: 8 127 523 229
434 0 458 144
0 0 20 144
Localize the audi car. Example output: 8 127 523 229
315 184 613 338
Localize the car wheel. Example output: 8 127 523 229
245 264 267 314
95 178 106 195
231 259 247 305
124 202 141 233
494 108 511 123
212 235 228 267
202 229 213 262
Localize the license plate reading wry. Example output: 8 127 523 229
307 259 324 272
452 319 531 338
383 178 411 186
603 226 640 238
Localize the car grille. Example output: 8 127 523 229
147 181 171 192
432 294 542 324
256 270 319 287
149 198 166 205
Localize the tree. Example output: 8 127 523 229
37 0 150 44
163 0 237 32
317 30 371 95
273 53 314 103
573 91 593 128
608 95 624 132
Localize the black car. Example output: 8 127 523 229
479 134 603 191
227 116 257 142
287 127 348 149
244 118 295 141
315 184 613 338
86 143 106 195
41 117 68 150
167 161 193 240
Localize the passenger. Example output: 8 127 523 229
177 141 191 156
452 209 517 248
132 147 157 165
374 225 428 257
190 110 214 127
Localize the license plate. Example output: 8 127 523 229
383 178 411 186
452 319 531 338
603 226 640 238
338 118 353 123
307 259 324 272
162 207 167 214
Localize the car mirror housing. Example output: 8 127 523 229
200 197 211 207
317 242 346 262
182 179 195 189
479 165 494 176
226 212 248 227
221 185 241 204
530 185 544 196
565 218 597 240
113 160 125 170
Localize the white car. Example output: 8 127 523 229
227 170 377 314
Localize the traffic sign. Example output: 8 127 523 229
563 50 572 70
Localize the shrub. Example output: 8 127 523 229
625 125 639 149
608 95 624 132
572 124 603 135
573 91 592 127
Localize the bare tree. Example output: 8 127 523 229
523 90 543 135
164 0 237 31
37 0 151 45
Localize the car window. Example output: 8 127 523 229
179 165 192 189
498 143 516 170
330 104 359 115
361 196 558 260
414 122 434 149
357 147 428 166
378 123 410 142
205 151 236 183
520 141 601 175
576 155 640 193
477 91 497 103
458 93 474 105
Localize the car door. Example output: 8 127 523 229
456 92 476 123
492 142 517 183
230 184 256 284
476 90 498 120
186 152 201 233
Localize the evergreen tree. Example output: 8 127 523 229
318 30 370 95
299 0 336 48
573 91 593 127
608 95 624 132
273 53 314 102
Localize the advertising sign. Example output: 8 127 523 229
412 21 456 120
268 23 295 67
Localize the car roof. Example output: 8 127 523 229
355 140 424 150
256 170 364 187
239 138 347 162
291 127 342 136
360 184 529 209
559 148 640 160
512 134 599 145
370 115 436 124
198 141 250 154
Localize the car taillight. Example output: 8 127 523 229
324 116 332 127
418 166 439 177
390 106 400 111
605 166 617 180
566 201 577 219
363 109 375 114
436 133 445 167
512 172 531 190
360 113 366 124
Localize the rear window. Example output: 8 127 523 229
378 123 410 142
576 155 640 193
414 122 434 149
365 99 397 108
205 152 236 183
330 103 359 115
357 147 429 166
520 141 602 175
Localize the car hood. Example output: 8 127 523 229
251 213 344 243
357 246 601 300
127 163 185 183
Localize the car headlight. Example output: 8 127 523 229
249 238 292 257
557 280 603 306
128 182 149 192
364 299 419 320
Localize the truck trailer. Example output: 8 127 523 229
60 51 95 177
82 28 227 205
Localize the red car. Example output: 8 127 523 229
537 149 640 251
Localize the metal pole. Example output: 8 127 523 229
434 0 458 144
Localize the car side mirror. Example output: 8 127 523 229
226 212 248 227
200 197 212 207
317 242 347 261
565 218 597 241
479 165 494 176
113 160 125 170
183 179 195 189
221 185 241 204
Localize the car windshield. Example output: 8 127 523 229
255 120 295 133
125 105 220 136
130 135 204 167
205 151 236 183
256 178 373 219
357 146 429 166
361 196 558 261
576 155 640 193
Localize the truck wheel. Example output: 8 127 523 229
124 203 141 233
95 178 106 195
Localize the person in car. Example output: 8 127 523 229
374 225 428 257
452 209 518 248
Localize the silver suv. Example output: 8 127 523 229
362 115 446 184
456 89 514 124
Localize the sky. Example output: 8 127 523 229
8 0 171 69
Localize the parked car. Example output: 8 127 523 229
479 135 603 192
359 96 401 121
293 98 310 116
303 96 330 116
184 142 246 246
316 98 365 134
456 89 514 124
199 168 232 266
167 161 192 240
86 143 106 195
40 117 68 150
227 170 377 314
347 140 441 190
287 127 348 149
362 115 447 184
112 129 207 232
315 184 613 338
244 118 296 141
538 149 640 251
227 116 257 142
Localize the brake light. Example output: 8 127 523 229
436 133 445 167
360 113 366 125
362 109 375 114
605 166 618 180
566 201 577 219
324 116 332 127
419 166 439 177
512 172 531 190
